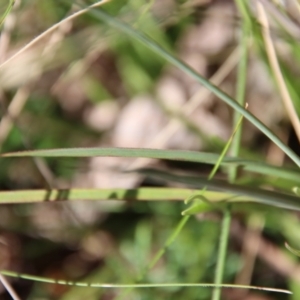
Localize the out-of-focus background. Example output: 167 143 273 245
0 0 300 299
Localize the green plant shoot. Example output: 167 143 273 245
182 110 246 215
0 0 14 29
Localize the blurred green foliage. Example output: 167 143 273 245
0 0 300 299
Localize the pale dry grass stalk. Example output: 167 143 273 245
260 0 300 39
0 0 111 149
0 274 21 300
0 0 74 147
0 1 74 187
0 0 111 71
0 0 110 155
0 0 113 231
257 1 300 142
292 0 300 14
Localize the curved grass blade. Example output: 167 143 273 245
136 168 300 212
285 242 300 257
63 1 300 167
185 110 245 204
292 187 300 196
2 148 300 182
0 270 291 294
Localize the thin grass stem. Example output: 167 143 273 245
212 207 231 300
229 0 249 182
0 270 291 294
257 2 300 142
0 0 15 29
0 0 111 70
212 2 249 297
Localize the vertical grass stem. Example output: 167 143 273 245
212 1 249 298
212 207 231 300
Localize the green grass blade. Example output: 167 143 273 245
1 187 272 215
285 242 300 257
184 113 245 204
0 188 255 206
212 4 249 297
140 215 190 278
0 187 218 203
209 113 245 181
138 169 300 212
64 1 300 167
212 207 231 300
0 270 291 294
2 148 300 181
212 75 244 300
228 1 249 183
0 0 14 29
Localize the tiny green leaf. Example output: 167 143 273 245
285 242 300 257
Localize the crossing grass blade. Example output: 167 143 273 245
59 0 300 168
2 148 300 181
0 187 230 204
0 188 274 215
135 168 300 212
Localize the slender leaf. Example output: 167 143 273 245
185 112 245 204
0 0 14 29
136 168 300 212
285 242 300 257
0 270 291 294
0 187 244 204
2 148 300 181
